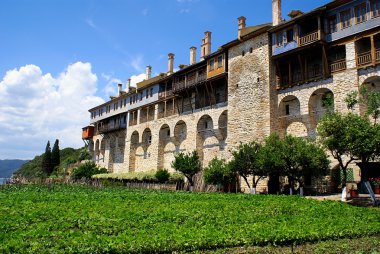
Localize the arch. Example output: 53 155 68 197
286 122 308 138
134 146 145 172
308 88 334 128
197 114 214 133
163 142 176 172
218 110 228 140
159 124 171 143
279 95 301 117
100 139 106 155
129 131 139 172
142 128 152 146
95 139 100 156
174 120 187 143
359 76 380 120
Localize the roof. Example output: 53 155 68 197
221 23 272 49
268 0 352 32
136 74 167 90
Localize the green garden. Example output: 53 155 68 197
1 184 379 253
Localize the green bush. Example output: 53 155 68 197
155 169 170 183
92 171 183 183
71 161 107 180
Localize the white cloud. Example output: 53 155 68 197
0 62 104 159
85 18 97 29
130 55 144 73
101 73 121 98
130 73 146 87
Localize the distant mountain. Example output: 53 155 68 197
0 160 29 178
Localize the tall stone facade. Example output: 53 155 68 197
84 0 380 193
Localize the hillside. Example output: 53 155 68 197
0 160 29 178
14 147 91 179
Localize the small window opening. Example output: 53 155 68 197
285 104 290 115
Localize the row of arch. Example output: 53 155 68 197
128 110 228 172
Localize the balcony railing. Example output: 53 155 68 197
129 119 137 127
298 31 320 47
173 72 206 92
376 49 380 62
308 65 323 79
98 122 126 134
357 51 372 67
158 90 173 99
330 59 346 73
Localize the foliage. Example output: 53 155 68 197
204 158 236 187
229 142 263 190
155 169 170 183
1 184 380 253
259 134 329 190
71 161 107 180
171 151 201 187
51 139 60 172
344 91 358 111
42 141 52 176
15 147 91 180
321 92 334 112
318 112 380 188
93 171 183 183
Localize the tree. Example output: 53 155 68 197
42 141 52 176
317 112 378 200
204 158 236 191
171 151 201 190
51 139 60 172
71 161 107 180
229 142 265 193
258 134 329 195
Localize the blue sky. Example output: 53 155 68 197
0 0 331 159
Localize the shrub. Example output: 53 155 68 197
204 158 235 187
71 161 107 180
155 169 170 183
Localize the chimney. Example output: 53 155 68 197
146 65 152 80
190 46 197 65
168 53 174 74
127 78 131 92
117 83 122 96
238 16 246 40
200 31 211 60
272 0 282 26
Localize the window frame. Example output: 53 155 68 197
209 59 215 71
355 3 367 24
327 15 337 34
340 9 352 29
372 0 380 18
217 55 223 68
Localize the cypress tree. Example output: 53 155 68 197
51 139 60 171
42 141 52 176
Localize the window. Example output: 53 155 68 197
242 50 245 56
124 99 127 107
145 90 149 99
355 3 367 23
150 88 153 97
91 112 94 119
209 59 215 71
148 135 152 144
130 97 132 105
249 47 253 53
119 100 122 108
276 32 283 46
100 108 103 116
140 92 143 101
204 121 208 129
285 104 290 115
327 15 337 33
217 55 223 68
167 130 170 137
372 0 380 17
286 29 294 42
340 9 351 29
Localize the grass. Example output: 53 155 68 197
0 184 379 253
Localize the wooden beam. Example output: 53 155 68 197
208 81 217 106
185 89 193 113
322 45 329 78
275 60 282 88
371 35 376 66
298 54 304 82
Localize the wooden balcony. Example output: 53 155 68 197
98 122 126 134
129 119 137 127
298 31 320 47
173 72 206 93
158 90 173 100
82 126 94 139
357 51 372 67
330 59 346 73
376 49 380 62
